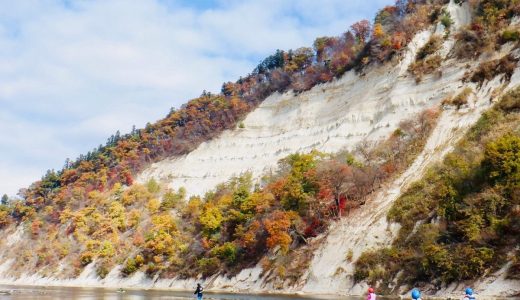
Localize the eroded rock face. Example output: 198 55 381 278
136 2 477 199
1 1 519 297
133 3 520 295
138 30 449 198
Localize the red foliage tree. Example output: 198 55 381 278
351 20 372 44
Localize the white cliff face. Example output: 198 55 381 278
136 1 475 198
1 2 519 297
301 75 520 296
447 0 472 30
137 30 447 197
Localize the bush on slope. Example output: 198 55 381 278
354 86 520 292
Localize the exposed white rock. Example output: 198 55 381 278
5 226 24 248
1 2 519 297
137 29 453 198
447 0 472 31
136 1 474 198
301 75 516 296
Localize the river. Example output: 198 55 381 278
0 285 353 300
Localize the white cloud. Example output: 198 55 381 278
0 0 393 196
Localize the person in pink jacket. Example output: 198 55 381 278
367 287 376 300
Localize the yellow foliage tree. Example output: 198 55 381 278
121 184 152 206
373 23 385 39
147 198 161 214
99 240 115 257
151 213 177 233
127 209 141 228
199 203 223 234
241 192 274 214
0 210 10 228
183 197 202 219
108 201 126 231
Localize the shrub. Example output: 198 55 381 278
508 250 520 279
443 87 473 109
500 29 520 44
264 210 293 254
122 258 137 276
145 262 159 276
147 198 161 214
466 109 502 141
146 178 161 194
122 255 144 276
161 188 186 210
127 209 141 228
464 54 519 87
108 201 126 231
197 257 220 277
0 210 11 228
98 240 115 258
96 260 111 279
353 248 399 284
199 203 223 234
346 249 354 262
210 242 238 264
416 35 443 60
409 55 443 83
497 87 520 112
484 134 520 185
440 11 453 30
79 251 94 266
121 184 152 206
453 27 494 59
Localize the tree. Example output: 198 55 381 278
264 210 292 254
1 194 8 205
351 20 372 44
254 49 285 74
395 0 407 18
0 210 9 228
313 37 337 62
317 161 354 217
284 47 314 72
199 203 223 234
373 23 385 39
485 134 520 186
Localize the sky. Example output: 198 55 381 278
0 0 393 197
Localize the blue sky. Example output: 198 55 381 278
0 0 393 197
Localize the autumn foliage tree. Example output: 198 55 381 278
0 0 457 281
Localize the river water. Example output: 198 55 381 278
0 285 352 300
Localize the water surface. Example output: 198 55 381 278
0 285 352 300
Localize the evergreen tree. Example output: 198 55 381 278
1 194 8 205
396 0 407 18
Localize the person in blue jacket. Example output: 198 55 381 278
194 283 204 300
411 289 422 300
463 288 476 300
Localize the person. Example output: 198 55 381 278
367 287 376 300
194 283 204 300
411 289 422 300
463 288 476 300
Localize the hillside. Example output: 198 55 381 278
0 0 519 297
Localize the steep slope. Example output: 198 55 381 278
302 74 519 296
0 0 519 297
137 1 476 197
137 31 447 197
